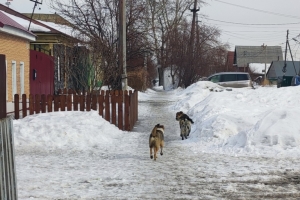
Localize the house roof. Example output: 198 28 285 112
267 61 300 79
0 4 76 38
0 10 35 41
234 46 283 67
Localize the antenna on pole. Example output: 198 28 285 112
28 0 43 31
5 0 13 7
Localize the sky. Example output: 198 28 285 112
4 0 300 60
12 81 300 199
200 0 300 58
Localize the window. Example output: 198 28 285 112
209 75 220 83
12 61 17 98
237 74 249 81
20 62 24 95
221 74 236 82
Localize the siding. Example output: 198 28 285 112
0 32 30 102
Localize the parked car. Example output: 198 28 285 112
205 72 253 88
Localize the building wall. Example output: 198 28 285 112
0 32 30 102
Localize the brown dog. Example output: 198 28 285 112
149 124 165 161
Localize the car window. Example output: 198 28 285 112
237 74 249 80
209 75 220 83
220 74 236 82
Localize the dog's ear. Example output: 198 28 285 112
156 123 160 127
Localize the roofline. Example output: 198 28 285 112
0 25 36 41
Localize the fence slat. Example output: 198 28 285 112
73 94 78 111
86 94 91 111
125 91 130 131
111 91 116 126
98 91 104 117
67 95 72 111
105 90 110 122
47 95 52 112
35 94 40 114
41 94 46 113
14 94 19 120
60 95 66 111
80 95 85 111
29 94 34 115
118 90 123 130
22 94 27 118
91 95 97 111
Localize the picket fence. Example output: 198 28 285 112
13 89 138 131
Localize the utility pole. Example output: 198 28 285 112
119 0 127 90
262 43 267 83
28 0 43 31
189 0 199 50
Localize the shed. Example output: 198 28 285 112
267 61 300 80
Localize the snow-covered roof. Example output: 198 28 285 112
248 63 271 74
37 20 74 37
1 11 50 32
0 10 36 41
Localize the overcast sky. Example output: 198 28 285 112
5 0 300 60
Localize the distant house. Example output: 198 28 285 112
267 61 300 85
0 10 35 107
0 4 85 94
225 51 235 71
234 46 283 72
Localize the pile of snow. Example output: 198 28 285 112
13 111 123 152
172 81 300 157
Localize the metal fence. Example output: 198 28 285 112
0 116 17 200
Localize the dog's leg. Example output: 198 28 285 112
160 145 163 156
154 147 158 161
150 147 153 159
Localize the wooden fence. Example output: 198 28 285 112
14 89 138 131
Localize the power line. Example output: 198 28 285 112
203 17 300 26
215 0 300 20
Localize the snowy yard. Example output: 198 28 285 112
14 81 300 199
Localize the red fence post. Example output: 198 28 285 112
80 95 85 111
0 54 6 119
67 95 72 111
92 95 97 111
29 94 34 115
124 91 130 131
47 95 52 112
105 90 110 122
98 91 104 117
111 91 116 126
14 94 19 119
73 94 78 111
86 94 91 111
60 95 66 111
22 94 27 118
54 96 59 111
41 94 46 113
118 90 123 130
35 94 40 114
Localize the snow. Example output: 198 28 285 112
2 11 50 32
248 63 271 74
13 81 300 199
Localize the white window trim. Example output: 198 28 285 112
12 60 17 99
20 62 25 95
